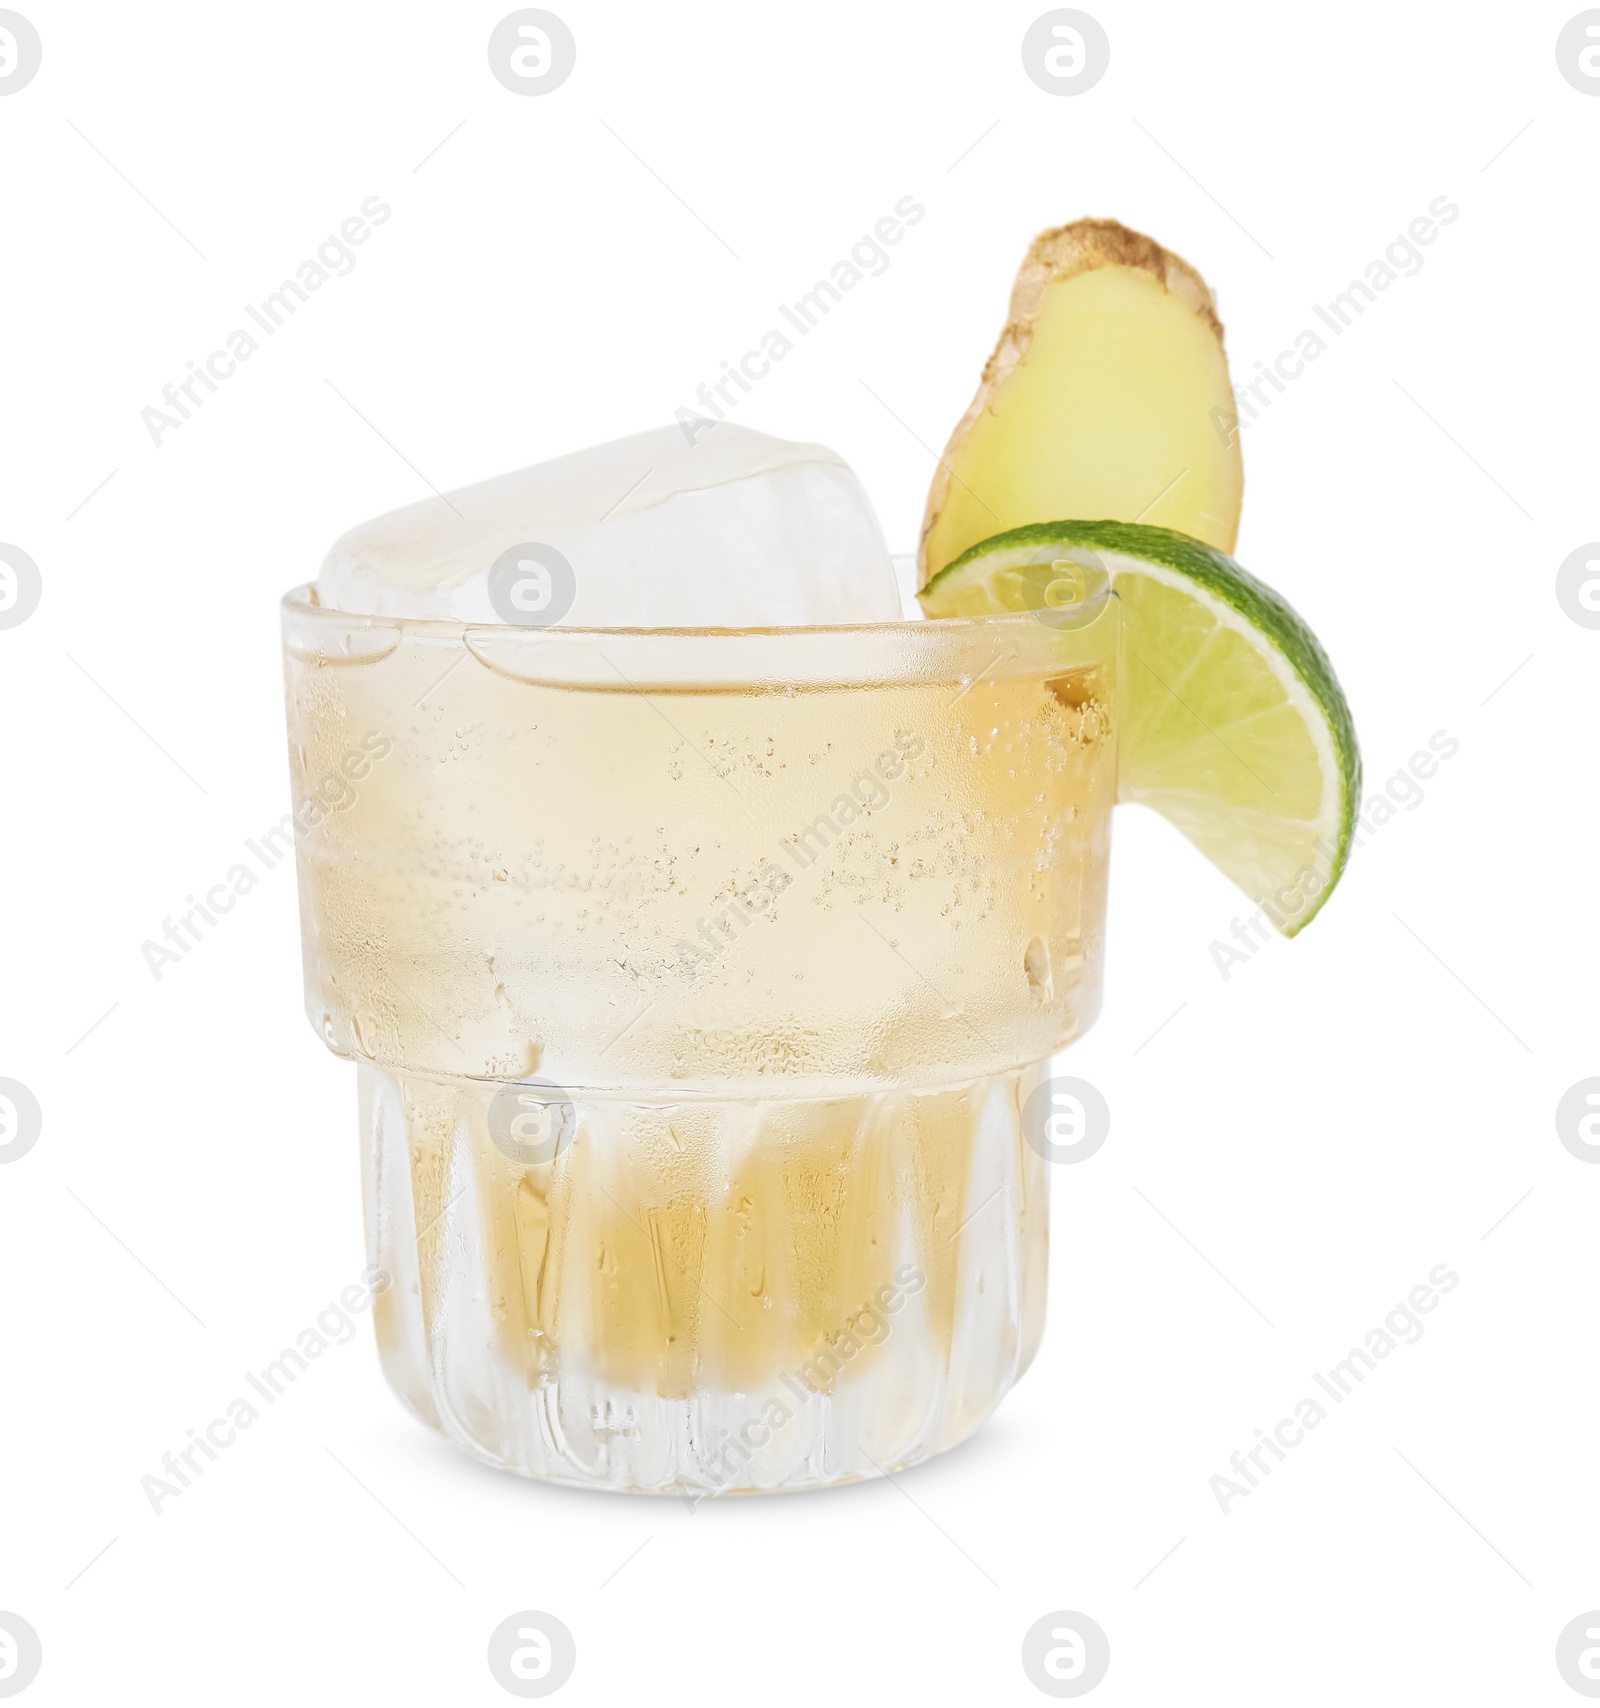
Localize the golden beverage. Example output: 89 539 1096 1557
282 594 1117 1492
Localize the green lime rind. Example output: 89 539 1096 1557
921 518 1361 935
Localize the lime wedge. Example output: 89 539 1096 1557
920 519 1360 935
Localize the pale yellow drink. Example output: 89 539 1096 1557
282 594 1117 1492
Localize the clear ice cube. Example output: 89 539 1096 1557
315 423 903 627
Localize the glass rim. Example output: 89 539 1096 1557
278 583 1118 643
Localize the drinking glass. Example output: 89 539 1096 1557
280 585 1118 1494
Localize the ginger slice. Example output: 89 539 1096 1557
919 218 1243 583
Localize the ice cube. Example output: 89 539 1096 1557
316 424 903 627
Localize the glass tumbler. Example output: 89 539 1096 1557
280 588 1118 1495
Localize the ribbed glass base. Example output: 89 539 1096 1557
359 1063 1050 1496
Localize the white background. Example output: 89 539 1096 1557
3 1 1597 1702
